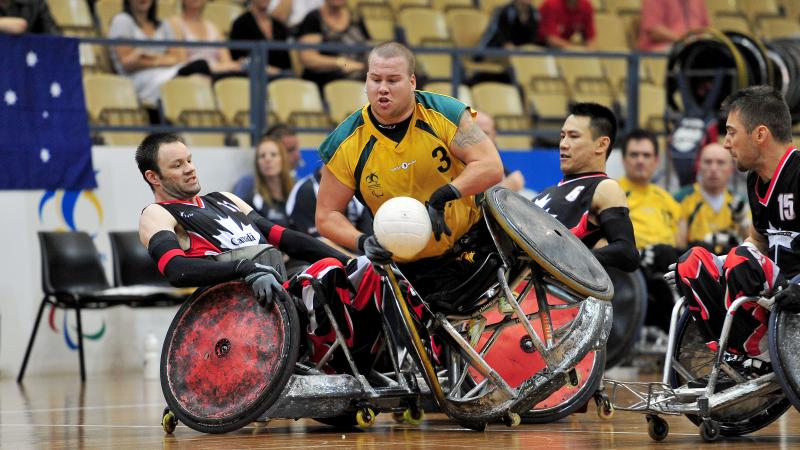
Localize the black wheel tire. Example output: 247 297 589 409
314 414 359 429
700 419 721 442
520 350 606 424
669 310 790 436
647 415 669 441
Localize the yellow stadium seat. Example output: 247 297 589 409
778 0 800 19
446 8 489 47
358 2 396 41
706 0 742 17
556 56 608 90
471 82 531 144
160 77 227 147
431 0 475 11
738 0 783 22
711 14 752 34
604 0 640 16
214 77 252 126
82 73 148 146
423 82 474 105
417 52 453 80
638 83 666 132
479 0 507 14
510 52 560 85
94 0 122 36
203 1 244 37
757 17 800 39
526 78 570 120
641 56 668 86
324 80 368 123
593 13 630 51
157 0 178 21
399 8 450 45
267 78 331 127
46 0 95 36
389 0 431 13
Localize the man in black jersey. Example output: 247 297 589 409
675 85 800 361
532 102 639 272
136 133 385 373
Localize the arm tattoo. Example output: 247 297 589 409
452 111 488 148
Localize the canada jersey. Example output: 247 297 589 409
157 192 266 257
532 173 607 248
747 147 800 278
320 90 481 261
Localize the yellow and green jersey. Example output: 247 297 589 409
674 182 748 244
617 176 682 248
319 90 481 261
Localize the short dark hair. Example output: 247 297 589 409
569 102 618 159
621 128 659 157
264 123 296 140
135 133 184 189
721 85 792 144
123 0 159 27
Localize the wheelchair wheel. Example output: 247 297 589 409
161 281 300 434
520 349 605 423
768 306 800 413
604 268 647 369
669 310 789 436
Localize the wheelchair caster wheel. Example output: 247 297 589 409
646 415 668 441
502 412 521 428
595 395 614 420
403 408 425 425
356 408 376 428
699 419 720 442
162 407 177 434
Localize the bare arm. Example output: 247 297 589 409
746 225 769 253
138 203 180 248
448 110 504 196
316 166 363 251
270 0 292 25
497 170 525 192
592 178 628 213
0 17 27 34
298 33 364 74
647 24 681 44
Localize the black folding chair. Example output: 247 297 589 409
108 230 170 287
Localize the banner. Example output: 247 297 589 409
0 34 96 190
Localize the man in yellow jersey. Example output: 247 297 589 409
618 128 686 331
316 41 504 313
674 142 749 255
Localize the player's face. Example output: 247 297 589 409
155 141 201 199
559 115 600 174
724 109 758 172
622 138 658 184
698 144 733 192
257 141 283 178
366 55 416 123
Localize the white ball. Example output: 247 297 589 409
373 197 432 259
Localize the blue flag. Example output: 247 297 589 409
0 34 96 190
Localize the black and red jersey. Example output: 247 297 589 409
157 192 268 257
532 172 608 248
747 147 800 279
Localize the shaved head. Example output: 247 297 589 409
368 41 415 75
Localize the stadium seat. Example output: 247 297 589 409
479 0 508 14
778 0 800 19
82 73 148 146
705 0 743 18
94 0 122 36
510 51 560 85
593 14 630 51
641 56 668 86
389 0 431 13
739 0 783 23
637 83 667 132
358 2 397 42
324 80 368 123
214 77 252 126
589 0 606 12
398 8 450 46
711 14 752 34
431 0 475 11
604 0 640 16
160 77 227 147
445 8 505 77
157 0 178 21
203 1 244 37
46 0 95 36
423 82 474 105
471 82 532 149
417 51 453 80
526 77 571 121
267 78 331 128
756 17 800 40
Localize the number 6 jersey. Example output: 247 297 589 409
748 147 800 278
319 90 482 261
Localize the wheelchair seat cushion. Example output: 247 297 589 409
484 187 613 301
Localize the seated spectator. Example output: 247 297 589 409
481 0 540 49
674 143 749 255
229 0 292 75
538 0 595 50
233 134 295 227
618 129 686 332
0 0 59 34
108 0 210 106
296 0 369 91
168 0 244 76
269 0 323 29
638 0 709 52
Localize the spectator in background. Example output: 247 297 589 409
538 0 595 50
481 0 540 49
269 0 323 29
229 0 292 75
265 123 303 174
637 0 709 52
618 128 686 332
475 111 526 192
108 0 210 106
168 0 244 77
674 142 749 255
296 0 369 91
233 134 295 227
0 0 59 34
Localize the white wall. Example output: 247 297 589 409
0 146 252 379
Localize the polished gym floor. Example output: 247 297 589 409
3 372 800 449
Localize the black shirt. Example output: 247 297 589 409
0 0 59 34
532 172 607 248
482 2 539 48
229 11 291 69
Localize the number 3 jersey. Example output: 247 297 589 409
319 90 481 261
532 172 608 248
747 147 800 278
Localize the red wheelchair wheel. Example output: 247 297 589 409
160 281 299 433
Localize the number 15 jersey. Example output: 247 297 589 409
320 90 481 261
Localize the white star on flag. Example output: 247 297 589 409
4 90 16 106
50 82 61 98
26 51 38 67
40 148 51 163
42 110 49 119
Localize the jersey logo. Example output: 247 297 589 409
217 199 239 213
211 216 260 249
390 159 417 172
534 193 551 209
365 171 384 198
565 186 585 202
779 193 795 221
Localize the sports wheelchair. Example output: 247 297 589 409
602 284 800 442
158 187 615 433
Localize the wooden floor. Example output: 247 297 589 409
4 373 800 449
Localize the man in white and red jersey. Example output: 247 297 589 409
674 86 800 364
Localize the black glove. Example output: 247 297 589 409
427 184 461 241
640 244 679 276
358 234 393 265
235 260 287 307
774 283 800 313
